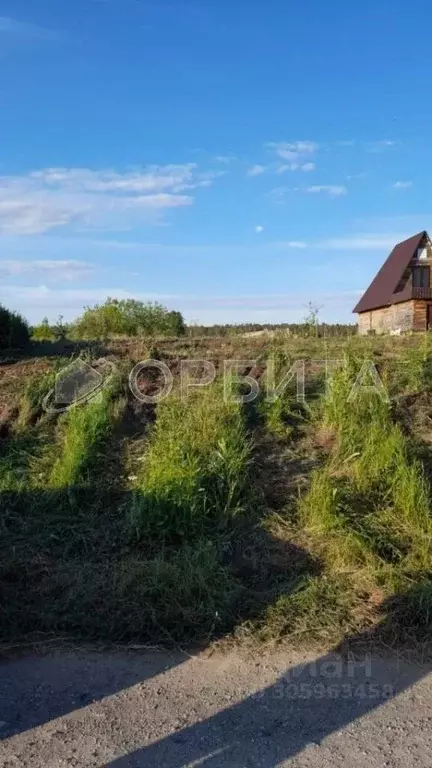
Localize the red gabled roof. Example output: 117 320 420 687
353 231 427 313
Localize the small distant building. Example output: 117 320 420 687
354 231 432 334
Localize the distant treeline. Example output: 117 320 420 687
0 298 357 352
187 322 357 338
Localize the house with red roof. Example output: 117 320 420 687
353 231 432 334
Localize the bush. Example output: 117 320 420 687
0 304 29 350
72 298 185 339
31 317 57 342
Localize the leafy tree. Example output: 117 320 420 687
71 298 186 339
0 304 30 350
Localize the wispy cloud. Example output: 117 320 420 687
300 162 316 172
0 259 95 282
267 140 318 160
275 233 404 251
0 164 219 235
214 155 236 164
307 185 347 197
285 241 307 248
273 240 308 249
247 164 266 177
266 140 319 174
276 162 316 174
366 140 399 153
254 225 264 233
316 234 405 250
392 180 413 190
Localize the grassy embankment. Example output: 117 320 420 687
1 335 432 648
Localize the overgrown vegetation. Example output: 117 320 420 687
72 298 186 339
130 383 253 541
1 333 432 649
299 352 432 636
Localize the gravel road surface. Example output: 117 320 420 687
1 647 431 767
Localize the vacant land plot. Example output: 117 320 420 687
1 333 432 652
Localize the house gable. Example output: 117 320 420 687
353 231 430 314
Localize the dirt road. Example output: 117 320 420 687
1 647 431 767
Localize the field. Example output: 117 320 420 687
1 331 432 652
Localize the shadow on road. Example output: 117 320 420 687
105 605 432 768
0 649 186 739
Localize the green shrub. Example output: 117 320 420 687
31 317 57 342
72 298 185 339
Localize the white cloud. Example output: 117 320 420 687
392 181 413 189
247 164 266 177
255 225 264 233
284 241 307 249
307 185 347 197
214 155 236 164
0 259 95 281
316 234 405 250
301 162 316 172
0 200 77 235
268 141 318 161
30 164 200 194
0 164 216 235
267 141 318 175
275 164 298 174
276 233 406 252
272 240 308 249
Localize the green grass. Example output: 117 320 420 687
48 388 124 488
298 353 432 632
14 370 56 433
129 383 254 541
255 574 358 645
2 336 432 649
0 541 243 644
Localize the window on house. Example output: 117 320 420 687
412 266 430 288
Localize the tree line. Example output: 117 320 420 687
0 297 356 351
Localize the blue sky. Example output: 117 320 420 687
1 0 432 325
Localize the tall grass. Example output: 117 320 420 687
14 371 56 433
48 378 124 488
300 353 432 616
0 375 251 645
130 383 253 541
0 541 242 644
